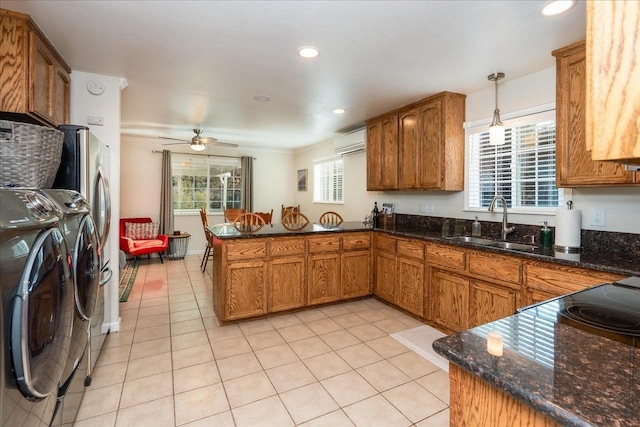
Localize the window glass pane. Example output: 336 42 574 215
313 159 344 203
467 110 564 211
172 155 242 214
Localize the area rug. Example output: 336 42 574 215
119 259 139 302
391 325 450 372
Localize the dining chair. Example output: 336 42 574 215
199 208 215 272
281 204 300 221
282 211 310 230
232 212 266 232
223 207 246 223
319 211 343 226
253 209 273 224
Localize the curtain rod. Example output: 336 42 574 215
152 150 255 160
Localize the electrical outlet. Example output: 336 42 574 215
419 203 428 214
87 115 104 126
590 208 606 227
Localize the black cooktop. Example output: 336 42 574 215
520 277 640 346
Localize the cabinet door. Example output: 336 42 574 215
469 280 518 328
397 257 424 317
554 42 635 186
431 269 469 332
52 64 70 125
367 119 383 190
225 261 267 320
398 108 419 189
375 251 397 304
308 253 340 305
380 115 399 189
342 251 371 299
417 99 442 188
30 33 55 123
269 256 305 313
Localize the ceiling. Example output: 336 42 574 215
3 1 586 150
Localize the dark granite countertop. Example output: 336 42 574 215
208 221 371 238
209 221 639 277
433 309 640 426
376 224 640 277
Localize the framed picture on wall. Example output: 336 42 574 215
297 169 307 191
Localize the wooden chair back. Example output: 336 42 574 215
282 211 310 230
281 204 300 221
199 207 209 227
319 211 343 226
223 207 246 223
233 213 266 232
253 209 273 224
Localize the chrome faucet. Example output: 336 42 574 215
488 195 515 240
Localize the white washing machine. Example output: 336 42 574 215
0 189 74 427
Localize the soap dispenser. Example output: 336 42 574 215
472 216 482 237
540 221 553 248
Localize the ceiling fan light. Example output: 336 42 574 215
191 141 206 151
298 46 320 59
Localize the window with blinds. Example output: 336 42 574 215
171 154 242 214
313 158 344 204
467 109 565 212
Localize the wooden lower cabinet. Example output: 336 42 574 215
269 256 305 312
396 257 424 317
450 364 561 427
375 251 397 304
469 280 519 327
341 251 371 299
225 261 267 320
308 253 341 305
431 268 469 332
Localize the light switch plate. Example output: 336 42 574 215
87 115 104 126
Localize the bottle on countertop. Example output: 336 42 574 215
372 202 380 228
472 216 482 237
540 221 553 248
441 219 451 237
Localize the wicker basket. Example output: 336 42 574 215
0 120 63 188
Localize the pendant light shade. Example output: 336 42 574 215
488 72 505 146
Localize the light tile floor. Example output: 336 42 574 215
74 255 450 426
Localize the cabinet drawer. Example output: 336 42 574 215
308 236 341 254
343 233 371 251
226 240 268 260
427 243 465 270
269 237 305 256
525 262 623 296
468 252 522 285
376 234 397 253
397 239 425 260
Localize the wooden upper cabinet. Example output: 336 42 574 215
553 41 636 186
0 9 71 127
366 114 398 190
366 91 465 191
586 1 640 164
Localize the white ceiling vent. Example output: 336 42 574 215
334 128 366 155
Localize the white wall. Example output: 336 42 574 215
70 70 125 332
120 136 295 252
294 67 640 234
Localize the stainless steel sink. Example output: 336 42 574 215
445 236 495 245
486 241 539 252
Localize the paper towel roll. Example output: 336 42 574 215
555 209 581 249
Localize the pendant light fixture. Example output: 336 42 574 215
488 72 505 146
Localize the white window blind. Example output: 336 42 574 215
171 154 242 214
313 159 344 203
467 110 564 212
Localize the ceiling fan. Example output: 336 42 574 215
160 128 238 151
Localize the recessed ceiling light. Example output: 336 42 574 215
540 0 577 17
332 108 346 114
254 95 271 102
298 46 320 59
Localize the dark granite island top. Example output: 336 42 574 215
433 308 640 426
208 220 371 238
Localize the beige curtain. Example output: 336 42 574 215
159 149 174 234
241 156 253 212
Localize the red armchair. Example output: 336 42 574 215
119 217 169 263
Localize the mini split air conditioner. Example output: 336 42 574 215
334 128 366 155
